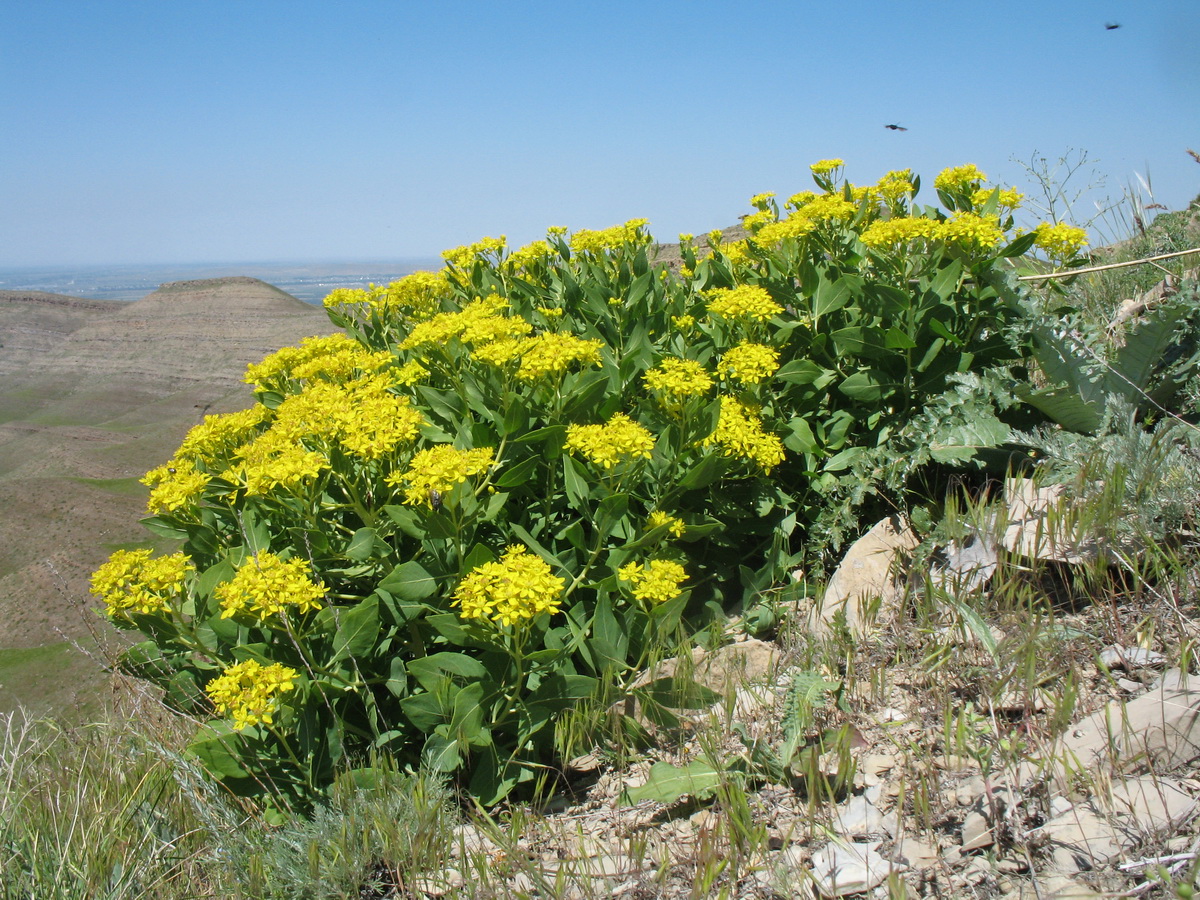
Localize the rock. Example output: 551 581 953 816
807 516 920 639
1002 478 1101 564
1056 668 1200 777
1105 774 1197 832
890 835 940 870
831 794 894 839
810 840 896 897
1099 644 1167 670
1035 775 1197 875
1001 872 1106 898
931 530 999 595
960 810 994 851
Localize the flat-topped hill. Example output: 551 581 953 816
0 278 337 715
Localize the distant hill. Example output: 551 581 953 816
0 278 334 715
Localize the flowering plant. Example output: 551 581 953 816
93 160 1086 806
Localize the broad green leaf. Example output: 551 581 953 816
377 561 438 601
494 454 540 488
382 504 424 540
784 417 818 454
407 652 487 692
562 454 589 508
188 723 252 780
813 273 862 318
928 413 1010 463
345 527 377 561
331 595 380 663
139 516 188 541
621 760 725 805
775 359 832 386
422 733 461 773
838 370 889 402
928 258 964 300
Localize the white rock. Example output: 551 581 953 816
931 531 998 595
810 840 896 897
1002 478 1102 564
808 516 920 639
1099 644 1166 670
831 794 894 838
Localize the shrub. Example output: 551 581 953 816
91 160 1087 807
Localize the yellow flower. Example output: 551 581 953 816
810 158 845 176
671 315 696 330
971 187 1023 210
505 240 555 272
755 213 818 245
876 169 915 203
205 660 298 731
618 559 688 604
704 397 786 472
442 236 506 270
647 511 686 538
717 342 780 385
859 216 940 249
231 432 329 496
454 545 565 627
705 285 783 322
336 387 426 459
934 164 987 193
1033 222 1089 262
216 552 325 620
566 412 655 470
244 334 390 389
388 444 495 507
91 549 192 618
643 357 714 400
143 460 211 514
570 219 651 255
176 407 270 465
936 212 1005 250
514 332 603 381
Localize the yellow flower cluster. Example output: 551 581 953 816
143 460 211 514
388 444 495 507
972 187 1023 210
785 190 817 210
643 357 713 400
454 545 565 627
1033 222 1089 262
91 549 192 617
378 271 454 319
337 386 427 459
934 164 987 193
618 559 688 604
205 659 298 731
706 285 783 322
176 407 271 464
705 397 786 471
216 552 325 620
647 511 686 538
442 236 507 270
244 334 390 389
936 212 1005 250
859 216 939 249
399 294 530 351
742 209 777 232
513 332 603 381
505 239 555 272
566 412 655 469
754 213 818 245
233 431 329 496
810 158 845 176
717 342 780 384
875 169 916 203
569 218 651 255
671 315 695 329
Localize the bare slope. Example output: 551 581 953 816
0 278 334 715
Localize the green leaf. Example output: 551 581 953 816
775 359 833 387
678 451 725 491
139 516 189 541
590 594 628 672
884 327 917 350
928 258 964 300
188 722 252 780
928 412 1010 463
621 760 725 805
407 652 487 692
784 417 818 454
422 733 462 773
345 527 377 561
331 595 380 663
838 370 888 402
562 454 589 508
998 231 1037 258
813 273 862 318
494 454 540 489
378 561 438 601
382 504 424 540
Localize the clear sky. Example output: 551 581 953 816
2 0 1197 267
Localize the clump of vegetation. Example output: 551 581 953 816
84 154 1199 826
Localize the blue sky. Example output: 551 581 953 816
2 0 1197 266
